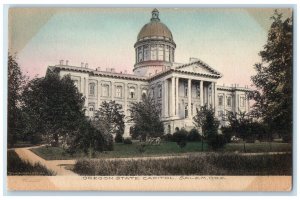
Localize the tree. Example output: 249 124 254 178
22 71 86 146
8 53 27 147
193 106 220 150
227 111 252 152
93 101 125 137
128 94 164 140
250 10 292 141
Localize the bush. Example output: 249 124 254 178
123 138 133 144
173 128 188 148
207 134 227 150
73 153 292 176
187 128 201 141
221 126 234 143
162 133 173 142
136 143 147 154
114 133 124 143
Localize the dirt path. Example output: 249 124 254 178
14 146 78 176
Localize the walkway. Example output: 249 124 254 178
14 146 78 176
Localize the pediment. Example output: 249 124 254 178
175 60 222 77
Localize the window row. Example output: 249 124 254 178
217 96 246 107
88 83 147 99
136 44 175 63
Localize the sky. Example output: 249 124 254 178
8 7 292 88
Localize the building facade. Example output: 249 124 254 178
48 9 251 137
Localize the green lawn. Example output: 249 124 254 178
30 141 292 160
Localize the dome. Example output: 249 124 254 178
137 21 173 40
137 9 173 41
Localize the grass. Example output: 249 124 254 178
7 150 55 176
73 153 292 176
30 141 292 160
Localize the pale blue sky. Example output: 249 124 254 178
9 7 292 87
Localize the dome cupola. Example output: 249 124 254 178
134 9 176 77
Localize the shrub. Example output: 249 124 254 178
173 128 188 148
221 126 234 143
162 133 173 142
187 128 201 141
123 138 133 144
207 134 227 150
73 153 292 176
114 133 124 143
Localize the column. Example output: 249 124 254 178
84 77 88 107
164 79 169 117
214 82 217 115
111 81 115 101
188 79 192 119
175 77 179 117
124 83 128 116
171 76 176 117
200 80 203 107
211 82 214 109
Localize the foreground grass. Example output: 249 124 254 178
31 141 292 160
7 150 55 176
73 153 292 176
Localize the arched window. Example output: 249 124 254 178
158 45 164 60
151 44 157 60
138 46 143 62
165 45 170 61
129 87 135 99
89 83 95 96
143 45 150 61
158 85 162 98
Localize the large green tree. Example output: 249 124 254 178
22 71 86 145
8 53 27 147
193 106 220 150
93 100 125 136
251 10 292 140
128 94 164 140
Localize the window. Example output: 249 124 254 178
151 45 157 60
138 46 143 62
240 97 245 107
143 45 150 61
116 86 122 98
158 85 162 98
102 84 109 97
185 104 188 118
89 83 95 96
129 87 135 99
196 85 200 98
184 83 188 97
227 97 232 107
218 96 223 106
158 45 164 60
165 45 170 61
73 80 79 88
218 110 223 117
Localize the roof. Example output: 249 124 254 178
48 65 148 81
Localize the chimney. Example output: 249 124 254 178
66 60 69 66
96 67 101 71
85 63 88 68
189 57 200 62
81 62 84 68
59 60 64 65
